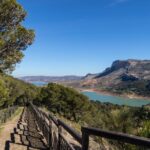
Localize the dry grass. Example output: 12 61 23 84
0 107 23 150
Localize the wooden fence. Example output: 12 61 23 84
29 102 150 150
0 106 18 124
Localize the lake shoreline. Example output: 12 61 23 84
80 88 150 101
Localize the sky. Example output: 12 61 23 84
13 0 150 76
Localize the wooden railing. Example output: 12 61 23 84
0 106 18 124
29 102 150 150
81 127 150 150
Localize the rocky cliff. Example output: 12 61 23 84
81 59 150 97
96 59 150 80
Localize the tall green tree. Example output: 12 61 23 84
0 0 35 73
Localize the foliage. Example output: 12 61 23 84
38 83 150 140
0 1 149 146
38 83 90 122
85 102 150 138
0 105 18 123
0 78 9 107
0 75 149 149
0 73 40 108
107 80 150 97
0 0 35 73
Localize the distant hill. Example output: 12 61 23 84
80 59 150 97
65 59 150 98
96 59 150 80
82 73 98 80
19 75 83 83
19 59 150 97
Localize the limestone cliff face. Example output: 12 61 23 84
82 59 150 87
96 59 150 79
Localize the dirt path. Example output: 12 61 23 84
1 107 49 150
0 107 23 150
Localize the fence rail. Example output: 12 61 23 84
81 127 150 150
0 106 18 124
29 102 150 150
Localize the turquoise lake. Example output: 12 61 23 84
82 91 150 107
32 81 47 86
32 82 150 107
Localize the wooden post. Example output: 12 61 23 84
49 119 52 150
82 127 89 150
58 124 62 150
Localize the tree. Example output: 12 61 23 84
39 83 90 121
0 0 35 73
0 79 9 108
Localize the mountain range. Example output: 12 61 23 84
19 59 150 97
19 75 83 83
81 59 150 97
83 59 150 85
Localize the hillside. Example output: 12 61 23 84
67 59 150 98
18 60 150 98
0 73 40 108
0 73 150 149
95 59 150 83
19 75 83 83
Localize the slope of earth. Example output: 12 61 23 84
0 108 23 149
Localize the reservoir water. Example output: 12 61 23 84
32 82 150 107
32 81 47 86
82 91 150 107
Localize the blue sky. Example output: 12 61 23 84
13 0 150 76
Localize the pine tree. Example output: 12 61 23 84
0 0 35 73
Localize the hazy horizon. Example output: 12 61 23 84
14 58 150 77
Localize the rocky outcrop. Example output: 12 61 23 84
96 59 150 80
82 73 98 80
96 60 130 78
81 60 150 96
121 74 139 81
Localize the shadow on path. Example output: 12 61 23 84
5 107 48 150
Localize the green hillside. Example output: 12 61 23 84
35 83 150 139
0 73 39 108
0 1 149 149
